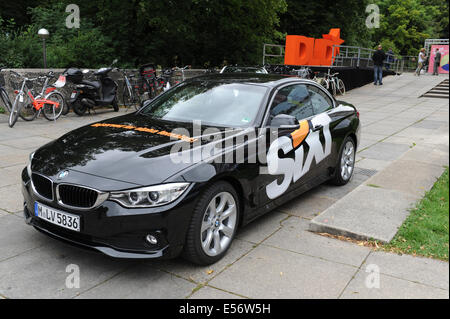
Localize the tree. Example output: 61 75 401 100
279 0 372 48
371 0 444 56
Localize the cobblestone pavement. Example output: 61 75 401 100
0 73 448 299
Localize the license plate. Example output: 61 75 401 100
34 202 80 232
70 92 76 98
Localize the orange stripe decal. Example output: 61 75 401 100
290 120 310 148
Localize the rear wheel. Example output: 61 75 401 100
42 92 64 121
72 99 87 116
331 136 355 185
337 79 346 95
18 94 38 122
183 181 239 265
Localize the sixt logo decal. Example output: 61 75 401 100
90 123 197 143
266 113 332 199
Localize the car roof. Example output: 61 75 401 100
187 73 312 88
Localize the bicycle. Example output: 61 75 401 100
8 71 65 128
0 67 13 114
119 68 141 111
291 67 313 79
171 65 190 84
317 69 345 96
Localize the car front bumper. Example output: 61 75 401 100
21 168 197 259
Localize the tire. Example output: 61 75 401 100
42 92 64 121
112 96 119 112
122 87 131 108
330 136 356 186
183 181 240 265
337 79 346 95
0 88 12 113
18 93 38 122
133 92 142 111
9 94 23 127
61 99 70 115
72 99 87 116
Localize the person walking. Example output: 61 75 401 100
433 48 441 75
386 48 394 70
415 48 426 76
372 45 386 85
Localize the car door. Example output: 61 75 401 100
257 83 319 206
305 84 337 171
307 84 354 171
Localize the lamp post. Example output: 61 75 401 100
37 28 50 69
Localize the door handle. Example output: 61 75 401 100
312 124 323 132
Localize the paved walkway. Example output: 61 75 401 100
310 74 449 242
0 74 448 299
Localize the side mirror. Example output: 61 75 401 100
270 114 300 129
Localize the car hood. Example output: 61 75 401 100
32 113 245 187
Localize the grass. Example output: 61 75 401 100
0 106 5 114
383 167 449 261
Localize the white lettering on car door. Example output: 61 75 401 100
266 113 332 199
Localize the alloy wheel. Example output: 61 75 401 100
340 140 355 181
200 192 237 257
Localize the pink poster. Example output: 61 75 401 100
427 44 449 74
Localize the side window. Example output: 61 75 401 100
269 84 314 122
307 85 334 114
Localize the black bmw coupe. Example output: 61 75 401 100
22 73 360 265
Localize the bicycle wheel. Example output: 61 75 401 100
337 79 346 95
122 86 132 108
331 81 337 97
318 78 328 90
0 88 12 113
9 94 23 127
42 92 64 121
133 91 142 110
19 94 38 121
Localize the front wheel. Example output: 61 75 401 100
42 92 64 121
331 136 356 185
183 181 239 265
0 88 12 113
122 87 131 109
112 96 119 112
8 94 22 127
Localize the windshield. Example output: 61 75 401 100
140 81 268 127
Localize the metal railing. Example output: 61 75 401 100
331 45 408 73
262 43 285 65
424 38 449 57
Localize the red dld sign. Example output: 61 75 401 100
284 28 344 66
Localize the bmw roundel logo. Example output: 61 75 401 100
58 170 69 179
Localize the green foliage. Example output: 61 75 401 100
1 0 449 68
0 2 114 68
372 0 448 56
279 0 373 48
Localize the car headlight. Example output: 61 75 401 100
27 151 35 177
109 183 190 208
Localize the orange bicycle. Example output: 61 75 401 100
8 71 65 128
